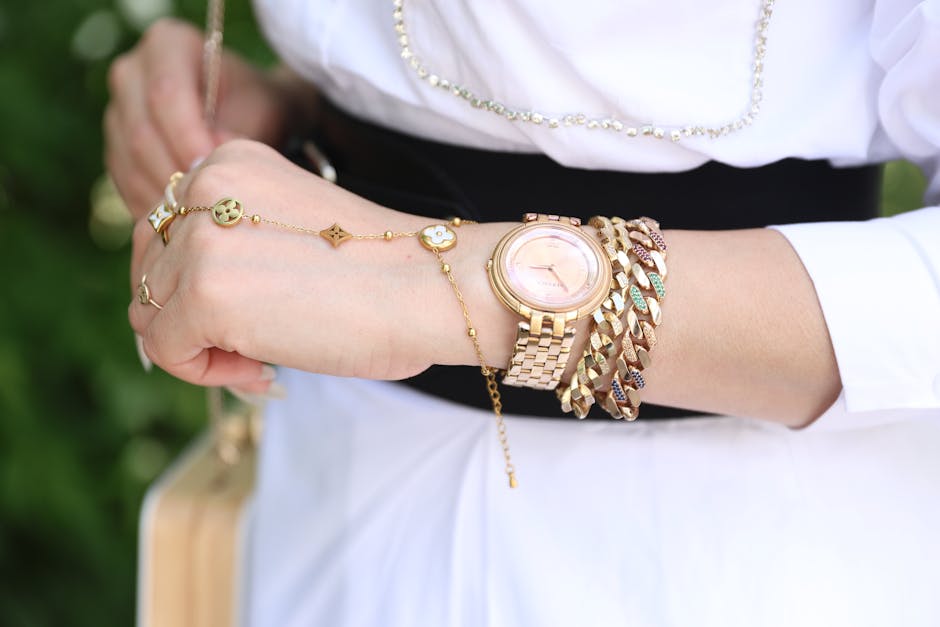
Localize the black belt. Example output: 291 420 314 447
289 101 882 419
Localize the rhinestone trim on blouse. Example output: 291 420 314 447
392 0 776 142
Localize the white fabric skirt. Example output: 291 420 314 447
248 368 940 627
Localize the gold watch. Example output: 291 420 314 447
487 213 612 390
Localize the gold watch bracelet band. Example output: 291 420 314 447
502 314 577 390
499 214 584 391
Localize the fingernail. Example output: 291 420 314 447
260 365 277 381
135 334 152 372
188 155 206 171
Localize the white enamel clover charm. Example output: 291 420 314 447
419 224 457 252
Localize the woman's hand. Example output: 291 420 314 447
104 18 307 218
127 139 496 393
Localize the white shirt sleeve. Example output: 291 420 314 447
768 1 940 415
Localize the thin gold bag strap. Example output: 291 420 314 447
202 0 255 462
203 0 225 123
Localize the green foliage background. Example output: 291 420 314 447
0 1 928 625
0 2 272 625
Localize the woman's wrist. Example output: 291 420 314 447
410 218 597 379
409 220 520 371
626 227 840 426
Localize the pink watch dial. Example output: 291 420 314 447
502 225 603 310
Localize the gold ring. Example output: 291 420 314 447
150 172 186 245
164 171 184 212
137 274 164 310
147 202 176 245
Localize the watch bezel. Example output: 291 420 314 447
488 220 612 319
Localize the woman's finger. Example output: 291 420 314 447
127 213 182 335
173 349 273 389
129 236 277 390
121 111 178 202
127 265 176 340
106 64 179 216
129 214 164 285
104 105 161 217
142 20 216 168
138 284 270 387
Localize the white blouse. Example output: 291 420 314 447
254 0 940 417
246 2 940 626
255 0 938 185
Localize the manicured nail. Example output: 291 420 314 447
188 155 206 171
135 334 152 372
260 365 277 381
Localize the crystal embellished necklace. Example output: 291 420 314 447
392 0 776 142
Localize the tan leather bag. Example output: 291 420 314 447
137 392 261 627
138 4 273 623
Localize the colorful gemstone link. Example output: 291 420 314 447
611 378 627 402
648 230 667 252
630 368 646 389
648 272 666 298
630 285 648 312
632 242 653 265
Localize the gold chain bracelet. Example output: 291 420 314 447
429 245 517 488
595 216 667 420
179 197 423 246
556 215 667 420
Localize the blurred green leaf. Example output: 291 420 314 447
0 1 273 624
881 159 928 216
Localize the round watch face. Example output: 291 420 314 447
498 223 607 312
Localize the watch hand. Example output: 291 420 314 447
548 267 569 292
